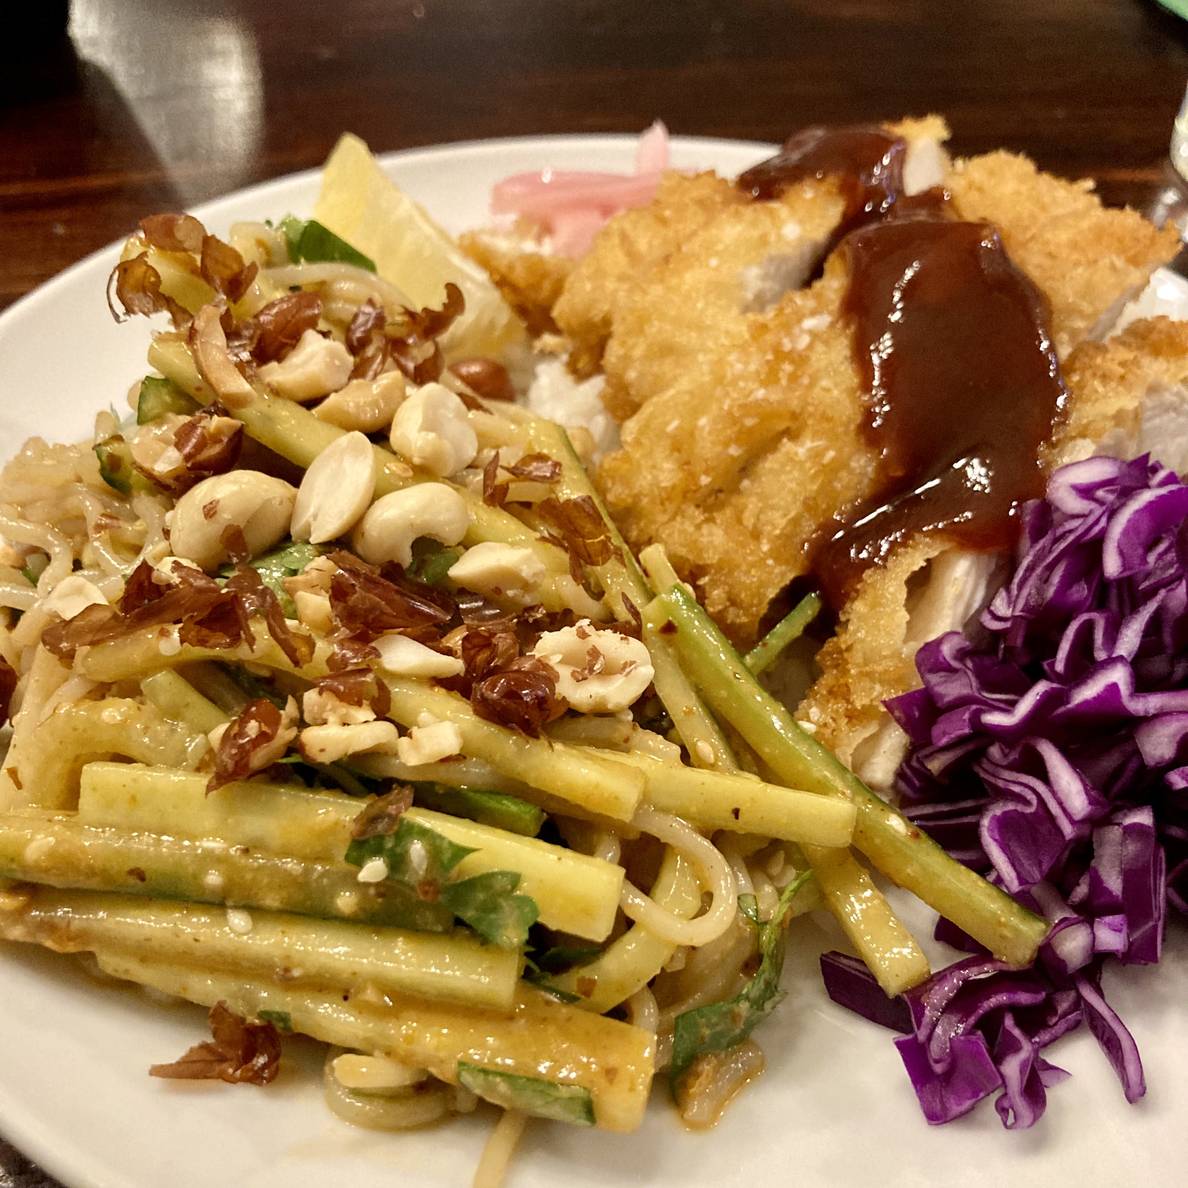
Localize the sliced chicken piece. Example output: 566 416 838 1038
553 171 742 375
945 153 1180 354
803 315 1188 790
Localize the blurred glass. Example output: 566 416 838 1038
1173 83 1188 184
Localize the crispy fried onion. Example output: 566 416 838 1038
482 451 562 508
110 214 257 328
471 656 562 736
312 666 391 718
0 657 16 727
209 696 298 792
325 550 454 644
350 784 415 840
171 407 244 481
224 566 313 668
537 495 614 571
189 304 257 408
345 284 465 383
41 561 309 667
149 1002 281 1085
226 291 323 366
107 253 191 329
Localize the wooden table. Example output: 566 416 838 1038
1 0 1186 1182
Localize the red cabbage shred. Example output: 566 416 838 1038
824 455 1188 1128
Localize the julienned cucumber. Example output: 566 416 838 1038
136 375 199 424
456 1062 595 1126
94 437 154 496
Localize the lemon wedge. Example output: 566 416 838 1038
313 133 526 362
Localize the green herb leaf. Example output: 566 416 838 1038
440 870 538 948
529 944 603 974
346 817 474 894
242 540 325 617
412 783 545 837
407 540 463 587
669 870 812 1086
257 1009 293 1033
280 216 376 271
456 1062 595 1126
344 818 539 948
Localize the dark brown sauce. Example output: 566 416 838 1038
736 125 906 247
812 198 1066 606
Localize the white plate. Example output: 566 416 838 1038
0 135 1184 1188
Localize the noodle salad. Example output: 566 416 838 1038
0 196 1045 1184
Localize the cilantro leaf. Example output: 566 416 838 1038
244 540 325 617
456 1062 594 1126
346 817 474 893
280 216 375 272
440 870 538 948
669 870 813 1086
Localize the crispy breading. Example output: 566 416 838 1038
946 153 1180 355
803 317 1188 789
600 177 846 420
1047 315 1188 468
459 229 573 337
552 171 742 376
600 256 878 639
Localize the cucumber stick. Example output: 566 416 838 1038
0 886 519 1010
0 812 450 931
77 763 624 940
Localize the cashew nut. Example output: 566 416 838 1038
169 470 297 571
373 632 464 679
41 575 107 622
299 720 399 764
389 382 477 477
293 590 333 635
395 717 463 766
314 371 407 433
531 621 654 713
446 542 545 606
351 483 469 568
291 430 376 544
302 686 375 727
258 328 353 402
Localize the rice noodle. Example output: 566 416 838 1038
473 1110 528 1188
676 1040 766 1130
620 807 737 947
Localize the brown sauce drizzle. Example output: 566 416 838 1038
738 126 1067 608
812 198 1066 606
736 125 906 248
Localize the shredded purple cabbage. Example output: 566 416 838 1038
823 455 1188 1128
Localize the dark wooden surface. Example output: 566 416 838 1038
1 0 1187 314
1 0 1187 1182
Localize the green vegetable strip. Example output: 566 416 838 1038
653 584 1049 968
520 418 734 771
382 680 645 823
670 871 812 1085
139 670 228 735
146 338 577 602
411 784 544 837
77 764 621 941
744 593 822 677
0 812 451 930
608 750 857 847
0 886 520 1010
93 951 656 1132
456 1062 594 1126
